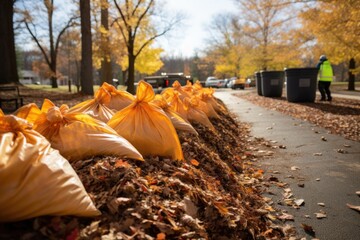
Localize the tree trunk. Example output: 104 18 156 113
100 0 112 85
348 58 355 91
127 36 135 94
50 55 58 88
0 0 19 85
127 53 135 94
80 0 94 95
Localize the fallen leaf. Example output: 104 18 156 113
156 232 166 240
301 223 315 236
337 149 347 154
213 201 229 216
190 159 199 166
183 197 198 217
346 203 360 213
294 199 305 206
278 213 294 221
114 159 131 168
314 212 327 219
313 153 323 156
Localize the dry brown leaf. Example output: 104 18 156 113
313 153 323 156
314 212 327 219
114 159 131 168
347 203 360 212
213 201 229 216
301 223 315 236
278 213 294 221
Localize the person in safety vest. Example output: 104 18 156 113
316 55 334 101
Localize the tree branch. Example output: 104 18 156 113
23 20 51 67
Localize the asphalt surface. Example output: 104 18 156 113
214 89 360 240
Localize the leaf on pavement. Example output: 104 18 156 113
301 223 315 236
346 203 360 213
314 212 327 219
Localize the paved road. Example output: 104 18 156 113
214 89 360 240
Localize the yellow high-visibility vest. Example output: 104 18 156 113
318 60 333 82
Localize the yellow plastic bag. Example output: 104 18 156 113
100 82 135 111
200 88 226 113
13 103 42 123
183 96 215 131
193 80 203 91
152 94 198 135
108 81 184 160
0 115 101 222
68 86 114 122
16 99 143 161
172 80 192 98
162 89 189 121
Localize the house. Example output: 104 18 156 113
19 70 40 85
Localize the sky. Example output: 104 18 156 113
157 0 238 57
16 0 238 58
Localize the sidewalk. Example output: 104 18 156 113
214 91 360 240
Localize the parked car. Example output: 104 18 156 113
143 73 192 93
227 77 245 90
205 77 226 88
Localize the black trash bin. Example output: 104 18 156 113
255 71 262 96
285 68 318 102
260 70 284 97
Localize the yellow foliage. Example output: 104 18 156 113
300 0 360 65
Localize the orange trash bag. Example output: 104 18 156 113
16 99 143 161
0 114 101 222
13 103 42 123
108 81 184 160
152 94 198 135
193 80 203 91
183 96 215 131
68 86 114 122
100 82 135 111
172 80 192 98
162 89 189 121
200 88 226 113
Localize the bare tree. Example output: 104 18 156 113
0 0 19 85
80 0 94 95
20 0 77 88
113 0 181 94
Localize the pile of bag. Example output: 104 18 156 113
0 80 224 222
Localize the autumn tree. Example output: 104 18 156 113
0 0 19 85
19 0 77 88
299 0 360 90
112 0 180 94
234 0 302 71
